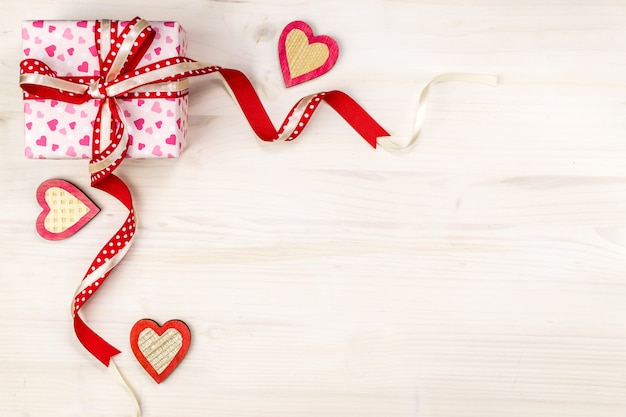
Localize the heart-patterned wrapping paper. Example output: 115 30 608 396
21 19 189 160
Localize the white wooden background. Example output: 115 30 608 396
3 1 626 416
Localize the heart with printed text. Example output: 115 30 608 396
130 319 191 384
278 20 339 87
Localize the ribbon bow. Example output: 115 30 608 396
20 17 218 367
20 17 217 183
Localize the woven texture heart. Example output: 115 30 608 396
278 20 339 87
130 319 191 384
36 179 100 240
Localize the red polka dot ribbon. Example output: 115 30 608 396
20 17 221 366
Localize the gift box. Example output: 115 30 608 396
21 19 190 159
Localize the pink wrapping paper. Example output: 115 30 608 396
22 19 190 159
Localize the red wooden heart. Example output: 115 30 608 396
278 20 339 87
130 319 191 384
36 179 100 240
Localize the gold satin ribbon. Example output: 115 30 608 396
376 72 498 151
109 359 142 417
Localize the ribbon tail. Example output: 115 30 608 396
376 72 499 151
74 314 121 366
109 359 142 417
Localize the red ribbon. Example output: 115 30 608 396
216 69 389 147
20 16 393 367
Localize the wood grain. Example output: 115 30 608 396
3 1 626 416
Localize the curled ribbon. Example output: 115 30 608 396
377 72 498 150
20 15 497 417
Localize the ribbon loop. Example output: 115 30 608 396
100 17 155 82
20 59 91 104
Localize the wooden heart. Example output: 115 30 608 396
278 20 339 87
130 319 191 384
36 179 100 240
